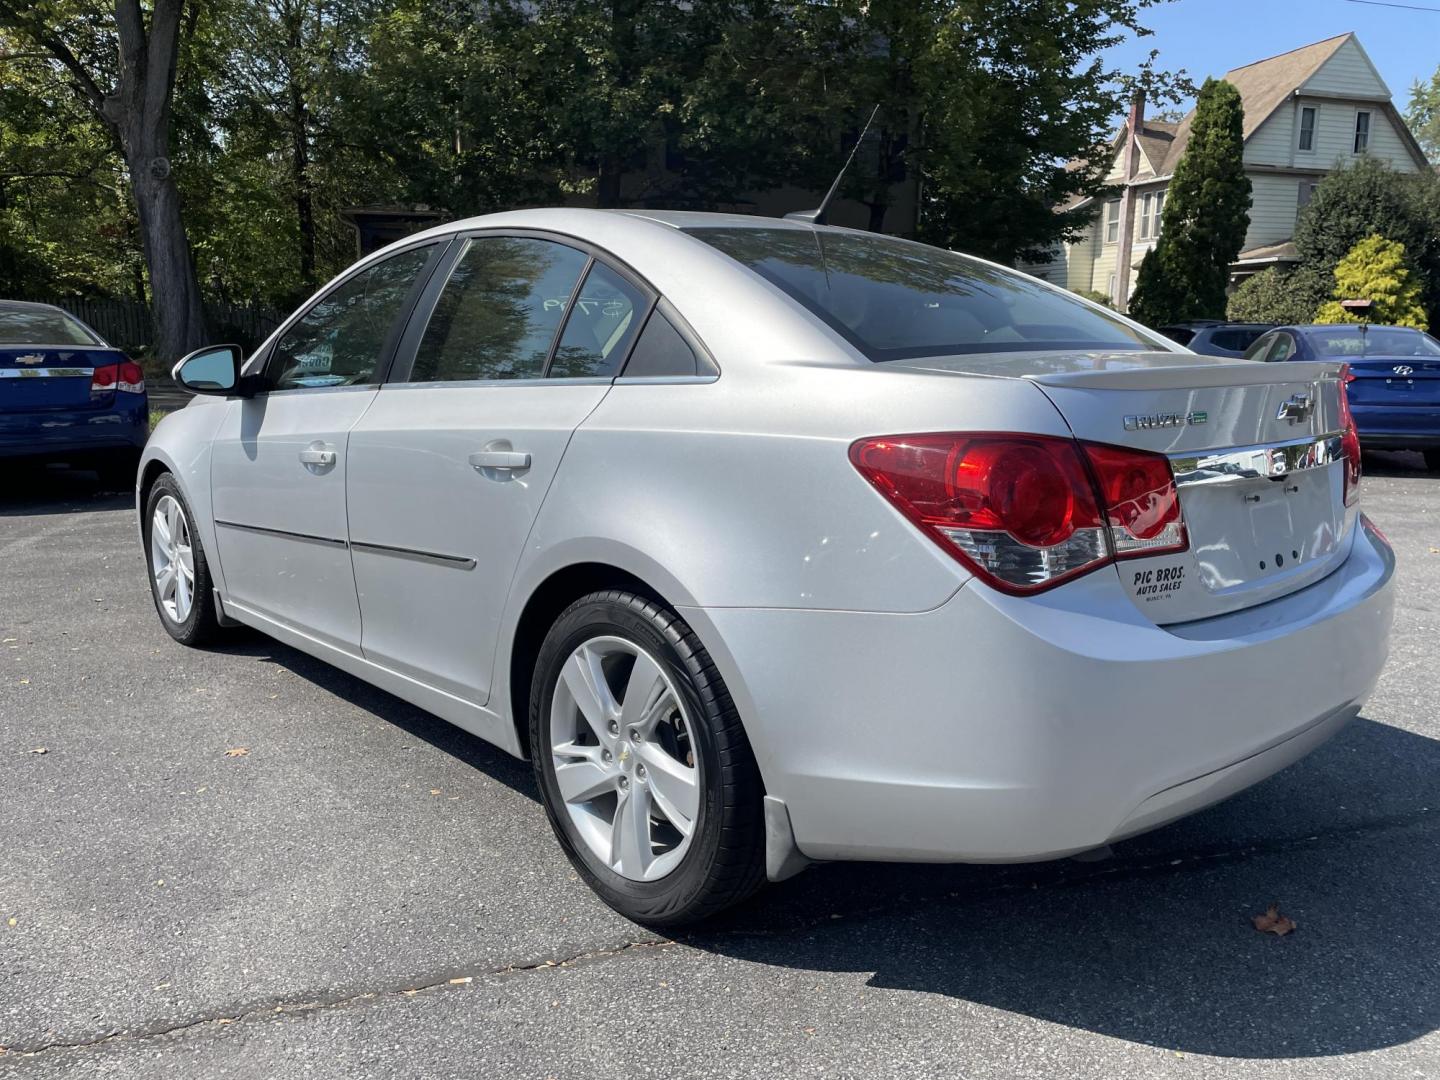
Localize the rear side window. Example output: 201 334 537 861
686 226 1164 361
412 237 588 382
1209 328 1266 352
270 245 434 390
1159 327 1196 346
622 310 715 377
548 263 647 378
0 307 99 346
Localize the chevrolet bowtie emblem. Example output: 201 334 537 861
1276 393 1314 424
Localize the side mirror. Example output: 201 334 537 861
172 344 261 397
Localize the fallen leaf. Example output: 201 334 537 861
430 789 442 796
1252 904 1296 936
28 747 46 755
17 679 28 686
448 976 471 985
6 918 15 927
224 747 249 758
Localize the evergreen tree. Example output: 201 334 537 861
1315 234 1428 331
1128 78 1251 325
1226 266 1329 325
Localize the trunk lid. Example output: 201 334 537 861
1345 355 1440 408
895 350 1354 624
0 346 123 413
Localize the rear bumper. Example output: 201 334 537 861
684 516 1394 863
0 392 148 461
1353 406 1440 450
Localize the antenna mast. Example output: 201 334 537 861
785 104 881 226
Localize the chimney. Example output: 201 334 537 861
1112 91 1145 312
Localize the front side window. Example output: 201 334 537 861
1104 199 1121 244
411 237 589 382
269 245 434 391
548 262 647 378
1298 106 1317 152
1267 333 1297 363
686 227 1165 361
1354 111 1370 153
0 306 100 346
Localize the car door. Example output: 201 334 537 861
345 233 652 703
209 242 442 649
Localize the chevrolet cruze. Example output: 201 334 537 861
140 209 1395 924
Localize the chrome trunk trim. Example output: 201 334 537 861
1170 433 1345 487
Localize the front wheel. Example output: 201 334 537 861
144 474 223 646
530 591 765 926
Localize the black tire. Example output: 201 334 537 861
96 449 142 493
1424 449 1440 474
530 590 766 926
143 473 223 647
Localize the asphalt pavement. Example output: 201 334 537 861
2 452 1438 1079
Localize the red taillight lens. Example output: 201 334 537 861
1083 443 1187 557
1338 364 1361 507
850 432 1188 594
90 363 117 392
117 360 145 394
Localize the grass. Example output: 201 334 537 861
149 408 166 433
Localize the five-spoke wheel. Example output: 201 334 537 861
149 494 196 624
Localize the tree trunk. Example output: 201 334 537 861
596 155 624 208
128 151 206 362
286 3 315 287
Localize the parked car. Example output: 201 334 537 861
142 209 1393 925
1156 320 1275 358
1244 324 1440 470
0 300 148 489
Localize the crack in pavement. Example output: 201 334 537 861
4 806 1434 1065
0 938 676 1061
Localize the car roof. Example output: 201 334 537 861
0 299 74 316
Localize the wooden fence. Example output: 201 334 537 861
29 296 284 356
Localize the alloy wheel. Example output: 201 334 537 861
549 636 701 882
149 494 195 624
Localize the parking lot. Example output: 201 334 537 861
2 452 1438 1079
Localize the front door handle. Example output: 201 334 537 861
468 450 531 471
299 447 336 466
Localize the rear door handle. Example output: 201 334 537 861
299 447 336 466
468 450 531 471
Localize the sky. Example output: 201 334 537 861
1102 0 1440 116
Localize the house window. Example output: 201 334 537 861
1104 199 1120 244
1139 193 1153 239
1354 111 1370 153
1152 190 1165 236
1297 181 1320 219
1298 107 1317 152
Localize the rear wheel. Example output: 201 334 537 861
144 475 223 646
1424 449 1440 473
530 590 765 926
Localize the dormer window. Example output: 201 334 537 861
1354 111 1371 153
1298 107 1317 152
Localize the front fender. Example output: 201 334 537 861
139 399 231 593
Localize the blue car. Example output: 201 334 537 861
1244 323 1440 471
0 300 148 489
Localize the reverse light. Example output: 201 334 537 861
1338 364 1361 507
849 432 1188 595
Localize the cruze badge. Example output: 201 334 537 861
1276 393 1314 424
1123 411 1208 431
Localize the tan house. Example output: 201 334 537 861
1026 33 1431 311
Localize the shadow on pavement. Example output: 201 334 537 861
205 623 1440 1062
0 463 133 518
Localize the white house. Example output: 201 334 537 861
1026 33 1431 310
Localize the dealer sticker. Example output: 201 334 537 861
1132 563 1185 601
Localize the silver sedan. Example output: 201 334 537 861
142 209 1394 924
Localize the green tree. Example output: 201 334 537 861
1128 77 1251 324
1315 234 1428 330
1407 67 1440 161
1294 156 1440 326
1225 265 1328 325
0 0 208 360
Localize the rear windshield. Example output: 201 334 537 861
1307 326 1440 357
0 306 100 346
685 227 1163 361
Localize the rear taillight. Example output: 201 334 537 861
1338 364 1361 507
118 360 145 394
849 432 1187 595
91 361 145 394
